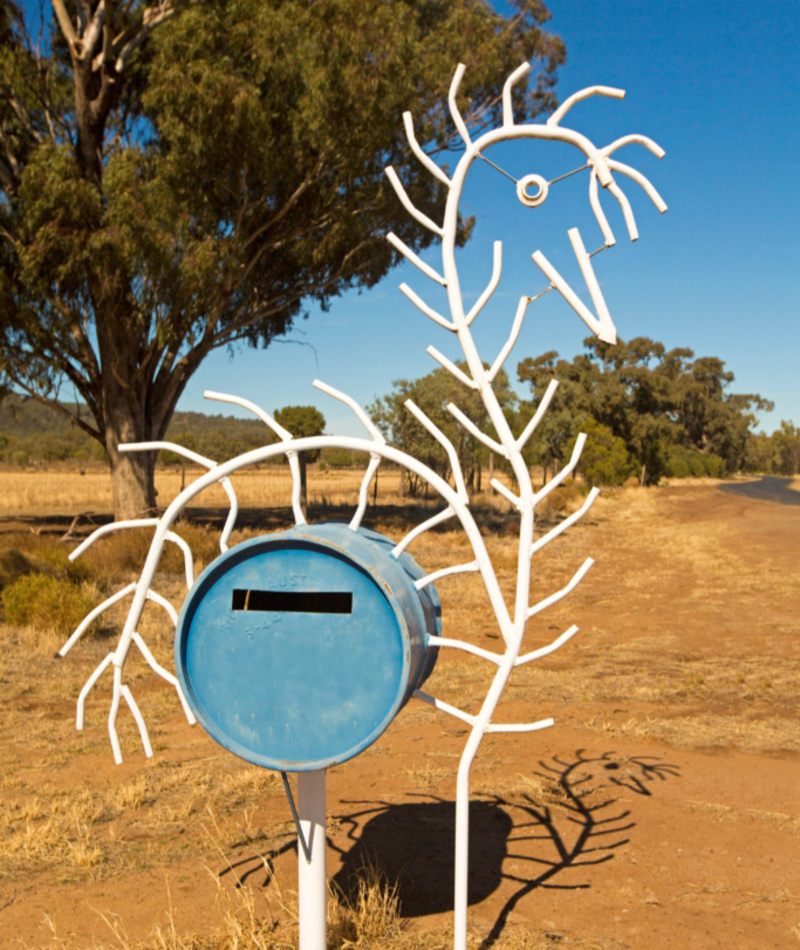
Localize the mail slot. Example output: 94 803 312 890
175 523 441 771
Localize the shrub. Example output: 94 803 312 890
667 446 726 479
566 419 635 487
2 573 97 636
325 450 353 468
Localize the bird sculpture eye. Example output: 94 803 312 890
516 173 549 207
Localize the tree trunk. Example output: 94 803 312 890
105 403 158 520
108 442 158 520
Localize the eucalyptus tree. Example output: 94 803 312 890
517 337 771 484
0 0 564 518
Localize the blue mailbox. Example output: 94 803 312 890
175 523 440 771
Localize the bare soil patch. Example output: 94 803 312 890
1 482 798 949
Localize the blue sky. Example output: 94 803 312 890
182 0 799 438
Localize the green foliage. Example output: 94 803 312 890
0 396 272 466
273 406 326 464
2 573 97 635
518 337 771 485
565 418 635 487
667 445 725 479
325 450 354 468
369 364 515 495
770 421 800 475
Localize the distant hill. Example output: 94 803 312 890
0 395 276 465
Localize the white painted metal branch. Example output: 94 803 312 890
446 402 507 458
413 689 477 727
349 454 381 531
60 582 137 657
204 390 293 440
68 519 159 561
399 283 455 331
391 506 455 559
526 557 594 620
204 389 305 525
532 231 617 344
502 62 531 126
403 111 452 186
606 157 668 213
414 560 480 591
530 488 600 556
532 433 587 506
131 632 195 724
313 379 385 443
447 63 472 147
485 717 553 734
488 295 529 382
515 624 580 666
516 379 559 450
384 166 445 237
386 232 447 284
489 478 520 509
547 85 625 129
404 400 469 502
426 346 479 389
466 241 502 326
426 634 502 664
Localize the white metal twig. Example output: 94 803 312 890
516 379 559 450
547 85 625 128
447 402 507 458
485 717 553 734
426 635 502 664
607 157 668 213
488 295 529 382
413 689 477 726
466 241 503 326
404 400 468 502
414 560 480 591
532 231 617 344
399 283 455 331
426 346 478 389
131 632 195 724
349 454 381 531
502 61 531 126
515 625 579 667
384 166 445 237
403 111 452 186
447 63 472 148
313 379 385 443
588 169 618 247
386 232 447 285
530 488 600 556
391 506 456 559
526 557 594 620
60 582 137 656
532 433 587 506
204 389 306 525
490 478 520 509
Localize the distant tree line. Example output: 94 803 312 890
3 340 797 488
369 338 796 493
0 396 287 466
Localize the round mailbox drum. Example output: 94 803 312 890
175 523 440 771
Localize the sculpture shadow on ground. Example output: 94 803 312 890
218 749 679 943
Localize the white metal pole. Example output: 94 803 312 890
297 769 327 950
